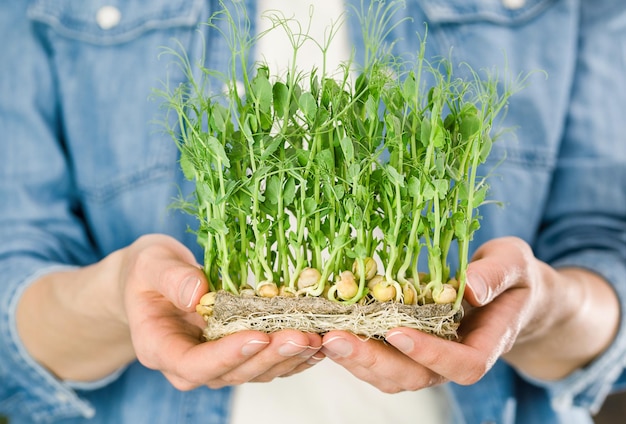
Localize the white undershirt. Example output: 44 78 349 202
230 2 450 423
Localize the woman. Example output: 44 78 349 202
0 1 625 423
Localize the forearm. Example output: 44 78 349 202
15 251 136 382
504 266 620 381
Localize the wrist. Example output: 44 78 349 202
16 254 136 382
505 266 619 380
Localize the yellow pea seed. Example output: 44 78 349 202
297 267 321 290
256 281 279 298
352 257 377 281
433 283 457 304
199 292 217 306
371 281 396 302
367 274 384 291
402 283 417 305
279 286 296 297
447 278 459 290
336 270 358 300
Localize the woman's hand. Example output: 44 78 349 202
319 237 619 392
119 234 322 390
17 234 322 388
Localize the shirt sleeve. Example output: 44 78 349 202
529 1 626 413
0 2 109 421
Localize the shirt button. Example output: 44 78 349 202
502 0 526 9
96 6 122 30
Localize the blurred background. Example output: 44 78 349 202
594 390 626 424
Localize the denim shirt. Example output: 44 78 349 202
1 0 625 423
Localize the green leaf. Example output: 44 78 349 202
260 135 283 161
352 205 364 228
304 197 317 215
259 111 273 131
315 148 334 172
452 212 467 240
355 73 369 98
420 119 431 146
347 163 361 182
299 92 318 122
402 72 416 101
179 150 196 181
332 235 349 250
251 69 273 114
385 164 405 187
272 81 289 118
343 197 357 216
433 179 449 199
434 151 446 177
207 136 230 168
258 219 271 233
391 117 404 145
473 185 489 207
422 181 436 200
314 230 328 248
216 179 238 204
470 218 481 233
233 189 252 211
283 177 296 206
365 95 378 119
208 218 228 235
265 175 281 205
196 231 208 249
197 181 216 204
430 122 445 148
407 176 421 198
211 103 228 133
242 114 256 139
479 134 493 162
443 113 456 132
339 136 354 163
459 113 481 140
295 148 309 167
354 243 368 259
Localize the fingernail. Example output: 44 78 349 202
386 331 414 354
278 340 310 357
241 340 269 356
306 354 325 365
322 336 352 358
180 276 202 308
468 273 489 305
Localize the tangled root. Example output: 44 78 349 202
202 291 463 341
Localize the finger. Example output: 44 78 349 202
321 331 438 393
252 331 323 380
126 236 209 313
218 330 322 385
280 352 326 378
385 309 518 386
465 237 533 306
147 330 272 390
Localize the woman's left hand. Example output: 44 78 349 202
320 237 619 392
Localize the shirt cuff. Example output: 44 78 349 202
0 261 126 422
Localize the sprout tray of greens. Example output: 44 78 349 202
160 1 516 340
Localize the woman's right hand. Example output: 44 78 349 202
17 234 323 388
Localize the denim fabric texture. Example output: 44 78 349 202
1 0 625 423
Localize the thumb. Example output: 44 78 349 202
130 235 210 312
464 237 532 307
465 271 492 307
177 273 209 312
